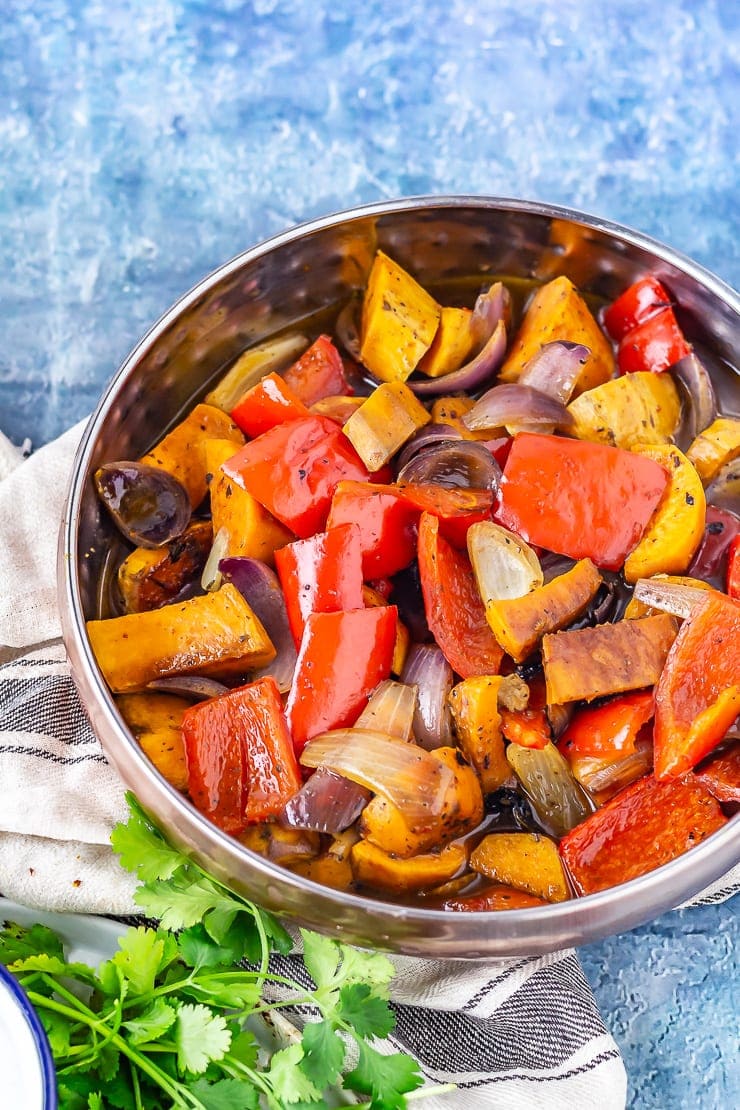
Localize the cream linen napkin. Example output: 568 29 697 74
7 418 734 1107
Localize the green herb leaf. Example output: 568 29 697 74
122 997 177 1046
190 1076 260 1110
110 927 170 996
0 920 65 964
175 1002 231 1074
110 793 184 883
38 1009 72 1057
346 1041 424 1109
300 1019 345 1090
135 874 241 932
267 1043 322 1105
227 1028 259 1069
338 983 395 1039
302 930 341 988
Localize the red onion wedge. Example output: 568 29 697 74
281 768 370 833
407 319 508 397
335 296 363 362
146 676 229 700
510 341 589 434
219 556 297 692
672 352 718 446
468 281 512 344
395 423 462 473
397 440 502 493
201 526 229 592
688 505 740 582
401 644 454 750
95 461 191 548
705 459 740 516
300 728 454 826
355 680 418 742
462 383 574 433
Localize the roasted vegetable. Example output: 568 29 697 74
359 251 441 383
140 403 244 507
686 416 740 485
241 824 320 867
116 692 190 790
230 371 310 438
441 886 548 911
623 574 711 620
282 334 351 405
430 394 490 441
417 306 475 378
448 674 528 793
695 743 740 804
559 773 726 895
351 838 467 893
498 276 615 395
95 462 192 548
506 741 591 837
542 614 679 704
467 520 543 608
342 381 431 471
566 371 681 449
485 558 603 662
205 333 308 412
470 832 569 902
557 692 655 802
87 583 276 693
623 445 705 583
362 584 411 676
117 520 213 613
205 439 293 566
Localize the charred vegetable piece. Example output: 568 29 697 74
506 741 591 837
566 371 681 449
229 371 311 438
559 773 726 895
182 676 301 835
542 614 679 704
695 743 740 804
281 768 370 834
287 607 397 755
624 574 711 620
686 416 740 485
95 462 191 549
557 692 655 802
327 480 418 578
623 445 705 583
442 885 548 911
498 276 615 395
417 511 504 679
654 592 740 779
117 520 213 612
116 692 190 790
485 558 603 662
448 674 528 793
359 251 441 383
351 838 467 894
500 707 551 751
205 334 309 412
274 523 364 648
140 403 244 508
282 334 352 406
342 381 431 471
222 415 370 539
241 824 320 867
417 306 475 377
87 583 276 693
497 433 669 571
205 439 293 566
470 832 569 903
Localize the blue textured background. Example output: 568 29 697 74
1 1 738 1105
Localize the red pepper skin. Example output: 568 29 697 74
222 416 370 538
559 772 726 896
287 606 397 755
417 511 503 679
695 743 740 804
653 592 740 779
617 306 691 374
182 677 301 834
726 535 740 599
275 522 364 648
283 335 352 406
603 277 673 342
230 372 310 438
500 707 551 750
326 481 418 578
497 433 669 571
558 692 655 759
442 886 548 911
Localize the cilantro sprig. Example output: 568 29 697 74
0 795 452 1109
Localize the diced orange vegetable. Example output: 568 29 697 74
117 692 190 791
229 371 310 438
695 743 740 804
623 445 705 583
117 520 213 613
359 251 441 383
430 394 491 441
559 773 726 895
448 675 527 793
470 832 569 903
351 838 467 893
542 615 678 704
624 574 711 620
241 824 320 867
567 372 681 449
342 382 431 472
441 885 548 911
499 276 615 395
686 416 740 485
140 403 244 507
417 306 475 378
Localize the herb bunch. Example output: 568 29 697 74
0 794 441 1110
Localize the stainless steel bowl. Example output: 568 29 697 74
59 196 740 958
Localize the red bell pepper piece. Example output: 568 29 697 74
326 480 418 578
695 743 740 804
417 511 503 679
500 707 551 750
497 433 669 570
287 606 397 755
617 306 691 374
222 415 370 538
230 372 310 438
603 277 673 342
182 677 302 835
442 885 547 911
559 772 726 895
274 522 364 648
653 591 740 779
725 535 740 599
283 335 352 406
558 692 655 759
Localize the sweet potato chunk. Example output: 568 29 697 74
116 692 190 790
417 306 475 378
342 381 430 471
351 838 467 893
559 773 727 895
470 832 569 902
205 439 293 565
686 416 740 485
441 885 548 911
359 251 441 383
567 372 681 449
141 404 244 507
488 559 603 662
542 614 679 704
499 276 615 395
117 520 213 613
448 674 528 793
87 583 275 693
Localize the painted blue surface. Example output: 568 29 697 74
0 1 737 1104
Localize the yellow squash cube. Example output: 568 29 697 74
359 251 441 383
342 381 431 471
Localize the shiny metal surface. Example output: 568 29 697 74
59 197 740 958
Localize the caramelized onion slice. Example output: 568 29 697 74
507 741 592 838
467 520 543 604
355 680 418 742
